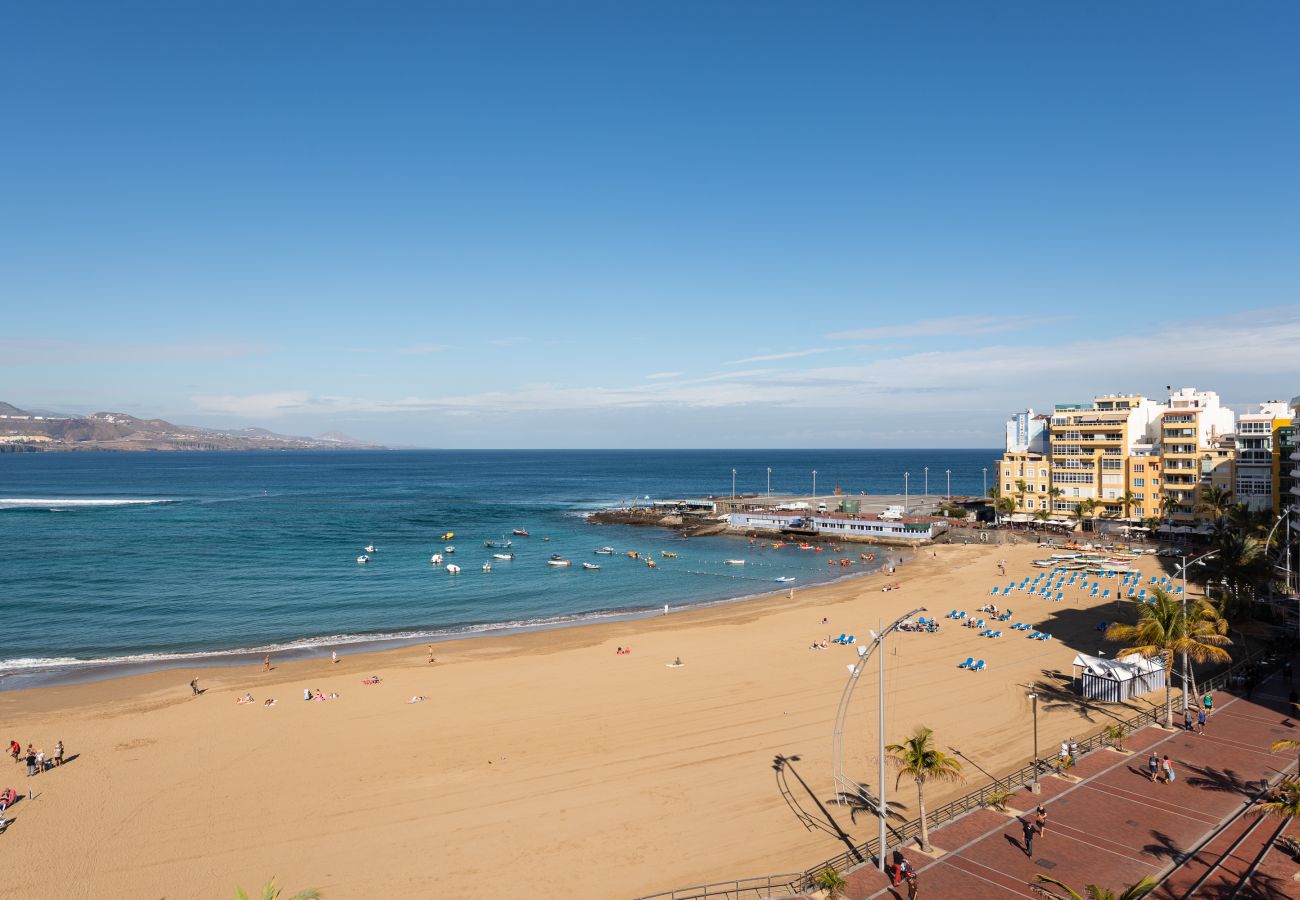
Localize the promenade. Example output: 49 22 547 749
820 673 1300 899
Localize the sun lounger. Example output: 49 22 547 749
956 611 967 620
969 659 985 672
1028 631 1041 639
1035 632 1051 641
958 657 973 669
846 635 855 644
1102 589 1110 599
990 587 998 595
978 628 991 637
988 630 1002 638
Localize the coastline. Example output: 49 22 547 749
0 553 905 692
2 539 1167 899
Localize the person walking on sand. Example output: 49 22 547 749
331 650 338 665
427 644 436 664
9 740 20 764
53 740 64 767
25 747 37 778
190 678 199 696
263 654 270 672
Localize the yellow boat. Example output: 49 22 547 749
661 551 677 558
440 532 455 540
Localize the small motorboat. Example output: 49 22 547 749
356 554 369 564
645 558 656 568
446 564 461 574
724 559 745 566
484 538 513 549
430 553 443 565
547 558 571 567
542 537 550 542
627 551 640 559
493 553 514 561
775 576 796 584
444 545 455 554
440 532 455 540
513 529 529 536
364 544 378 553
595 547 615 555
582 562 600 570
482 562 492 573
661 551 677 558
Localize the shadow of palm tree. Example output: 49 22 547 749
830 785 908 826
1141 829 1184 861
1030 679 1142 726
1237 869 1291 900
1182 763 1259 796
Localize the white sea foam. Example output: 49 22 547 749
0 498 174 510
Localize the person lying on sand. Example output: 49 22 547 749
363 676 382 685
408 696 426 704
236 694 254 704
263 698 276 707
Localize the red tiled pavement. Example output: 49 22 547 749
813 673 1300 900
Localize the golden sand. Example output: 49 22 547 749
0 541 1168 898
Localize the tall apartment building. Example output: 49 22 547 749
996 409 1052 513
1048 394 1166 519
1276 422 1297 517
1158 388 1236 522
1232 401 1294 512
1289 395 1300 547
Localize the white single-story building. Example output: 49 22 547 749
728 510 945 543
1071 652 1166 703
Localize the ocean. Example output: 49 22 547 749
0 448 997 687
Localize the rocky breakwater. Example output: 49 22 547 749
587 507 729 537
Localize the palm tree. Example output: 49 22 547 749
1030 874 1158 900
1034 509 1051 529
234 879 321 900
813 866 849 899
885 725 963 852
996 496 1015 526
1015 479 1029 512
1105 588 1232 726
1119 491 1138 521
1198 485 1234 522
1073 498 1099 533
1202 531 1269 623
1252 777 1300 822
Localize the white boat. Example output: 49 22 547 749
356 554 369 564
582 562 600 570
595 547 615 555
446 564 461 574
482 562 492 573
724 559 745 566
364 544 378 553
547 559 571 567
493 553 514 560
430 553 443 565
775 576 796 583
484 538 513 549
444 545 456 554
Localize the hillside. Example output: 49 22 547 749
0 403 384 452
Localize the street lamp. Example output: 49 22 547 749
767 466 772 497
904 472 910 513
812 469 817 498
924 466 929 502
1176 549 1219 712
731 468 736 501
1027 684 1041 793
983 467 988 498
946 469 951 504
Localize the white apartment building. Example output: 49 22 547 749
1235 401 1293 511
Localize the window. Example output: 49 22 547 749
1136 507 1144 516
1040 484 1047 492
1004 483 1011 492
1134 478 1144 487
1152 478 1160 485
1040 500 1047 509
1134 464 1145 472
1071 488 1080 497
1039 468 1048 477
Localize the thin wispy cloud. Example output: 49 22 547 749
645 371 683 380
0 338 265 366
826 314 1062 341
722 344 874 366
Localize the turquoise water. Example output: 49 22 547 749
0 449 996 685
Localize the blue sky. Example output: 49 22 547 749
3 2 1297 447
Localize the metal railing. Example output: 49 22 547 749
633 873 804 900
639 651 1278 900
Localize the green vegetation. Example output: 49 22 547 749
886 726 963 852
813 866 848 899
1029 873 1158 900
234 878 320 900
1105 587 1231 726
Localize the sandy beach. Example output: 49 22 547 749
0 540 1176 898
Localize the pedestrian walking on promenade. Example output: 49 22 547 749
1203 691 1213 711
1197 708 1208 735
1034 805 1048 839
1022 817 1036 857
1148 752 1160 781
906 871 919 899
1162 756 1175 784
1184 708 1193 731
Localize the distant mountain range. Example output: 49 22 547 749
0 402 384 452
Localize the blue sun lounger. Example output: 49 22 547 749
969 659 986 672
988 630 1002 638
1028 631 1042 640
958 657 974 669
833 633 847 644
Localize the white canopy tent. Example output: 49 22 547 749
1072 652 1166 703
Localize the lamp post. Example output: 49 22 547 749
1027 684 1041 793
731 468 736 501
946 469 951 504
904 472 910 513
767 466 772 497
924 466 929 502
1176 549 1219 712
983 467 988 498
812 469 817 498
